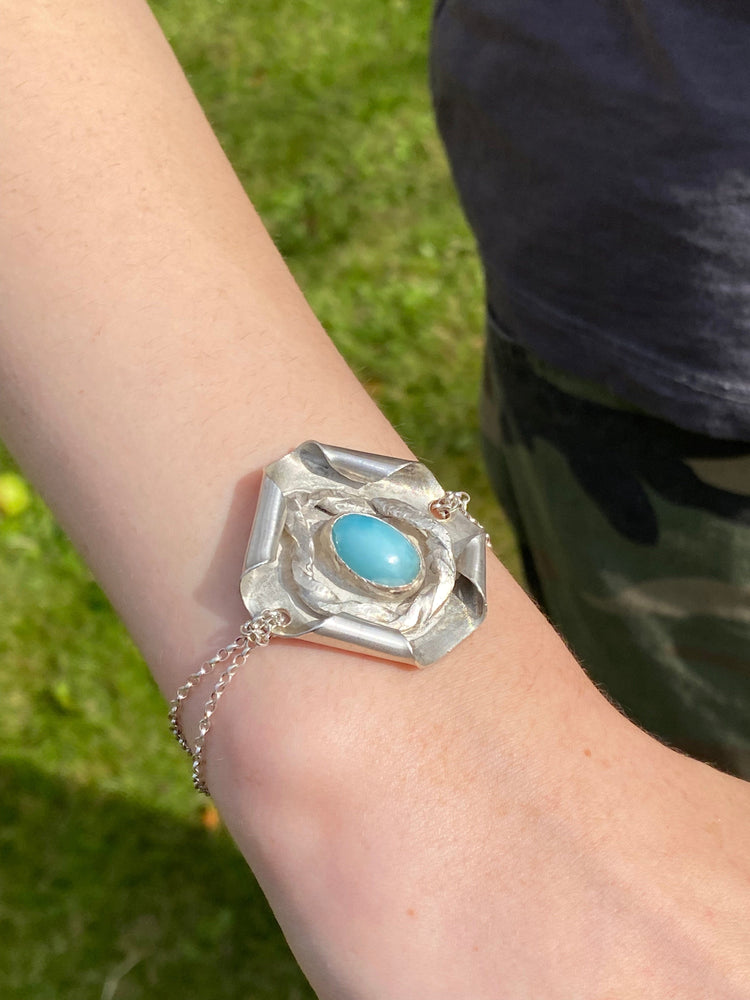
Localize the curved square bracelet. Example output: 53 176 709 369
169 441 490 794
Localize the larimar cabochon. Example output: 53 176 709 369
331 513 422 588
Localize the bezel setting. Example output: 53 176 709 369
240 441 488 666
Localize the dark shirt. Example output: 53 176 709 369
430 0 750 439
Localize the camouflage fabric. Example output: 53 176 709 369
480 326 750 780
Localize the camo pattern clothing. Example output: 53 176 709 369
480 322 750 780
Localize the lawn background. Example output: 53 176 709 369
0 1 518 996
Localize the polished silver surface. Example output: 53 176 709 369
240 441 488 666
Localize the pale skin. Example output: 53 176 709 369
1 2 748 997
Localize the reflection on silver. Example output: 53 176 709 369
240 441 488 666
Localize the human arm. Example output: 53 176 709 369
1 2 748 997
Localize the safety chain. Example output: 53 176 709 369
168 607 291 795
429 490 471 520
169 492 488 796
430 490 492 547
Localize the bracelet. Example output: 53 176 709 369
169 441 489 795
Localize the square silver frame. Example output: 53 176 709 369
240 441 487 666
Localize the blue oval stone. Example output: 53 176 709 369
331 513 421 588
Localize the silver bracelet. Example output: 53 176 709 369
169 441 489 795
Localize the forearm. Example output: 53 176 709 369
1 3 748 998
0 0 405 695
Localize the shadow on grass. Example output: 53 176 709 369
0 759 314 1000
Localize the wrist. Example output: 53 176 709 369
202 554 750 998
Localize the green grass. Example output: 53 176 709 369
0 1 518 996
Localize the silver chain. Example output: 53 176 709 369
429 490 471 519
169 492 488 796
168 607 290 795
430 490 492 547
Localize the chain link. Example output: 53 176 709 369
431 491 492 547
168 607 291 795
429 490 471 519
